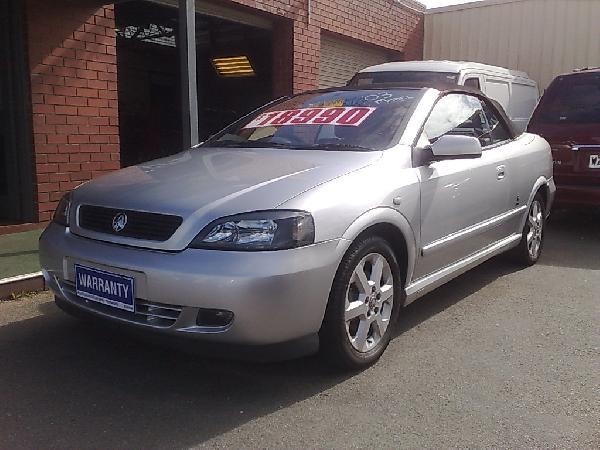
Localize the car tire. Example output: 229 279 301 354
512 193 546 266
319 236 403 370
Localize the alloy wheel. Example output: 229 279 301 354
527 200 544 259
344 252 394 352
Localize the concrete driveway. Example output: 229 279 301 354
0 209 598 449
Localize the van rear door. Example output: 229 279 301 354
528 72 600 187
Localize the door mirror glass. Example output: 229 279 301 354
430 135 482 160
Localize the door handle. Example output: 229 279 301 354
496 165 506 180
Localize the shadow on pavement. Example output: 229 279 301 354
540 207 600 270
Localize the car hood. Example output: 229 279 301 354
71 147 381 250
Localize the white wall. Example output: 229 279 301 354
424 0 600 90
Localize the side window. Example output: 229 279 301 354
481 101 512 145
423 94 512 148
423 94 488 145
464 77 481 90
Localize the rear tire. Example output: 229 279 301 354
319 236 403 370
512 193 546 266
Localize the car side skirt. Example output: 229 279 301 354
404 233 522 305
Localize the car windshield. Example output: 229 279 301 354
533 73 600 124
350 71 459 86
201 89 421 151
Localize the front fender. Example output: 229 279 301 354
337 207 419 288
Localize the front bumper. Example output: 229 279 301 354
40 223 345 350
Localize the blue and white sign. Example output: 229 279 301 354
75 264 135 312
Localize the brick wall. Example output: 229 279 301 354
27 1 119 222
230 0 424 93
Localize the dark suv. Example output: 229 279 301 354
528 69 600 207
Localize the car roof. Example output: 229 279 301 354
359 60 533 81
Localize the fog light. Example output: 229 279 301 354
196 308 234 327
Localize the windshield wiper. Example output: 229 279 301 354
203 140 292 148
303 143 376 152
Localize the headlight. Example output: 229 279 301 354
52 193 72 226
189 210 315 251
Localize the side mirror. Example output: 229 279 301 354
429 135 482 161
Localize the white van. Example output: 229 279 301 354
350 60 539 133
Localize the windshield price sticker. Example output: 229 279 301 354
244 107 376 129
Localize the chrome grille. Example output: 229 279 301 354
61 280 182 328
78 205 183 242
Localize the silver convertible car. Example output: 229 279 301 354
40 86 555 369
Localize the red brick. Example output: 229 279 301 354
37 163 60 174
68 135 90 144
38 183 60 193
85 42 106 54
56 125 79 134
73 31 97 43
49 172 71 183
53 86 77 96
95 16 113 28
90 134 110 144
76 87 98 98
78 106 100 117
87 61 107 72
31 83 53 94
48 154 70 163
78 125 100 134
57 144 80 154
54 105 78 115
33 104 54 114
81 162 103 172
34 134 47 144
62 38 85 50
95 34 115 46
50 191 66 201
76 69 98 80
47 134 68 144
70 171 93 182
45 115 67 125
64 77 88 88
66 116 89 125
45 95 66 105
98 72 117 83
64 58 88 70
60 163 82 172
80 144 101 153
98 108 117 117
38 211 53 222
87 79 107 90
101 161 120 170
89 117 109 126
60 181 81 191
91 152 111 162
65 97 88 107
83 24 105 36
88 98 109 108
70 153 91 163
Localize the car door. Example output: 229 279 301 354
413 93 511 280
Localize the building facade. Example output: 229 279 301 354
1 0 424 229
424 0 600 90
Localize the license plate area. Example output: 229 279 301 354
589 154 600 169
75 264 135 312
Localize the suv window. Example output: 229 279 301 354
531 72 600 124
423 94 511 148
464 77 481 90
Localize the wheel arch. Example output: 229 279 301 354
340 208 418 291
